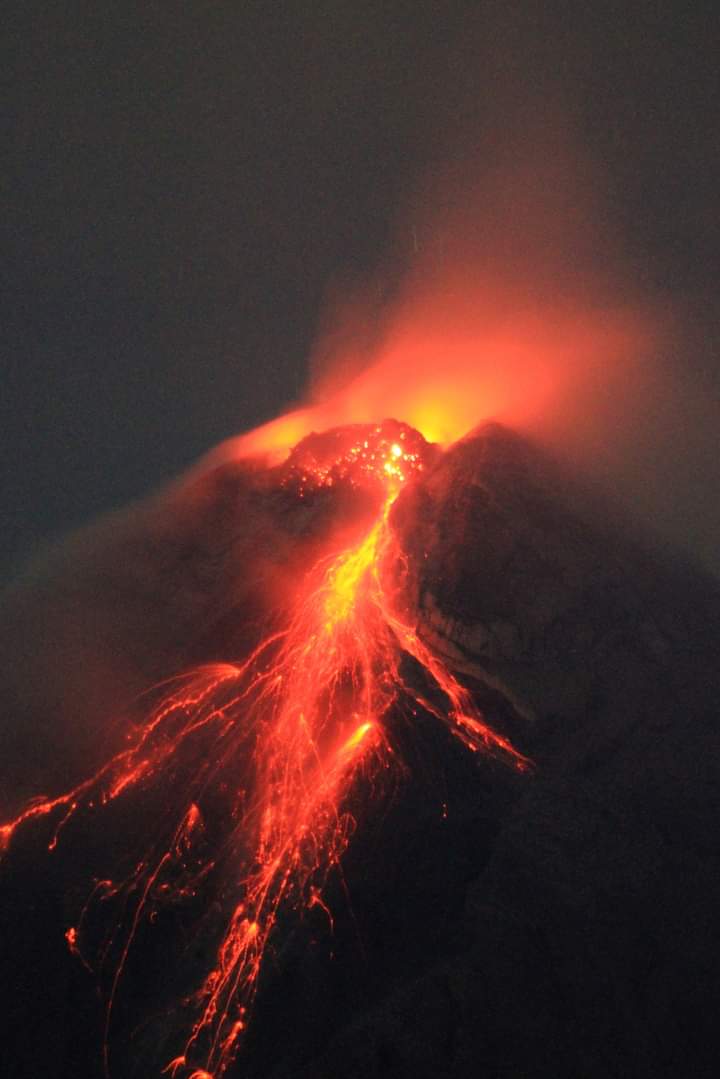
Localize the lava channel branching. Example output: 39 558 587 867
1 419 530 1079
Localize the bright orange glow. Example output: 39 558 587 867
323 521 382 628
342 721 374 751
1 420 529 1079
218 294 655 471
210 132 662 480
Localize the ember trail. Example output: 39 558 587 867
1 420 529 1079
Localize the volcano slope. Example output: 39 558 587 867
1 423 719 1079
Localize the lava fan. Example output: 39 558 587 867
0 419 530 1079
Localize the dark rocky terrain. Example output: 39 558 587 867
1 423 719 1078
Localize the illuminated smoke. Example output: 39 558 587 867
211 74 717 575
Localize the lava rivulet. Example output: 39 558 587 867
1 420 529 1079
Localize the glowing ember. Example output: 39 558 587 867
1 419 529 1079
281 418 430 497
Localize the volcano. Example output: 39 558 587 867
1 422 720 1079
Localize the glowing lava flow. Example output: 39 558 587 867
1 421 529 1079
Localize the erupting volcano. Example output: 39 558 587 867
0 419 529 1079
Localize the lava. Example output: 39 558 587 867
1 420 529 1079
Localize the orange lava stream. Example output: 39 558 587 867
1 427 529 1079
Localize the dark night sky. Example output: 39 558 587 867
2 1 719 580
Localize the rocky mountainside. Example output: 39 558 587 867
1 424 719 1079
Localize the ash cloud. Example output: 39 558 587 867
200 5 718 575
287 18 720 577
